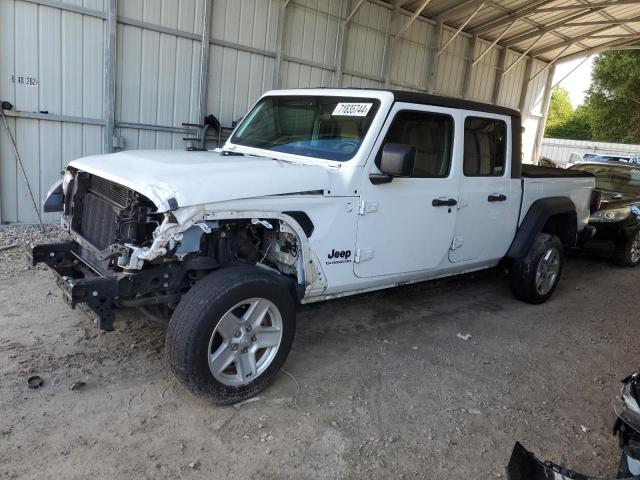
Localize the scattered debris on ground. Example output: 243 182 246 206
1 225 639 479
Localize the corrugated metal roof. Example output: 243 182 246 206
390 0 640 62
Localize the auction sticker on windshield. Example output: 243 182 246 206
332 103 373 116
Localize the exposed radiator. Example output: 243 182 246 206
80 193 117 250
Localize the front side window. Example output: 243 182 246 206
463 117 507 176
380 110 454 178
230 96 380 161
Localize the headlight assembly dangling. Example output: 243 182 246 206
62 170 74 195
590 207 631 222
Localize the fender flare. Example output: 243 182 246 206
506 196 577 259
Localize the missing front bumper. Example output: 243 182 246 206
30 242 119 331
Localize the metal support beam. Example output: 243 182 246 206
102 0 117 153
530 25 616 56
529 46 569 83
334 0 351 87
469 0 554 35
19 0 107 18
394 0 433 39
502 34 544 77
461 35 477 99
4 110 106 126
382 4 400 87
534 0 640 12
532 63 556 164
273 0 290 88
518 56 534 112
557 36 640 62
434 0 479 21
551 56 590 90
502 10 599 47
471 19 516 67
491 47 507 104
197 0 213 123
426 22 443 93
345 0 366 24
437 2 484 56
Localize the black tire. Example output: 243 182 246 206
166 266 296 405
616 228 640 267
510 233 564 304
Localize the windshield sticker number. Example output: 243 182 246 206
332 103 373 117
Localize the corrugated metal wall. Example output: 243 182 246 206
0 0 552 223
541 138 640 165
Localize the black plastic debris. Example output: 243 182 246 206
27 376 43 389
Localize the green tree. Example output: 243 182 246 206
544 88 591 140
545 88 574 134
584 51 640 144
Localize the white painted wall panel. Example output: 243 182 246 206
342 2 389 82
0 0 105 222
1 0 554 222
389 15 430 92
434 28 467 98
466 38 499 103
497 49 526 109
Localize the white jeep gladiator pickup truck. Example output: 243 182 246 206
33 88 596 404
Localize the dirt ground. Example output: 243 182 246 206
1 226 639 480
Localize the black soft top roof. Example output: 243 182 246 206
390 90 520 118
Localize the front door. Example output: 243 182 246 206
354 103 461 278
448 113 520 263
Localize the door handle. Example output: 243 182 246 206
488 194 507 202
432 198 458 207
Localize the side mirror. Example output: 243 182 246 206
370 143 415 184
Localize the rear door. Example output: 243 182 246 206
354 103 461 278
448 113 520 263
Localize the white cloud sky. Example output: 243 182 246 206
552 56 594 108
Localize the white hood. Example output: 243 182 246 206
69 149 330 212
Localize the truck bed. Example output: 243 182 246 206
519 165 595 230
521 164 593 178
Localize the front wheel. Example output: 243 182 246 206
166 267 296 405
616 228 640 267
510 233 564 304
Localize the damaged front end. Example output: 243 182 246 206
508 373 640 480
32 169 309 330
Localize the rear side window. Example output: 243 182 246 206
381 110 454 178
463 117 507 176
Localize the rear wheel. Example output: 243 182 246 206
617 228 640 267
166 266 296 405
510 233 564 304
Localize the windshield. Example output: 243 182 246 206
229 96 380 161
571 164 640 194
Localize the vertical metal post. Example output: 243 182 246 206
382 4 398 88
273 0 289 88
518 56 534 112
491 46 507 104
102 0 117 153
333 0 350 87
197 0 213 123
532 63 556 164
461 34 476 99
425 21 443 94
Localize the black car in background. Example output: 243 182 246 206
569 162 640 267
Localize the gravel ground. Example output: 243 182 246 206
0 224 69 277
1 225 639 479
